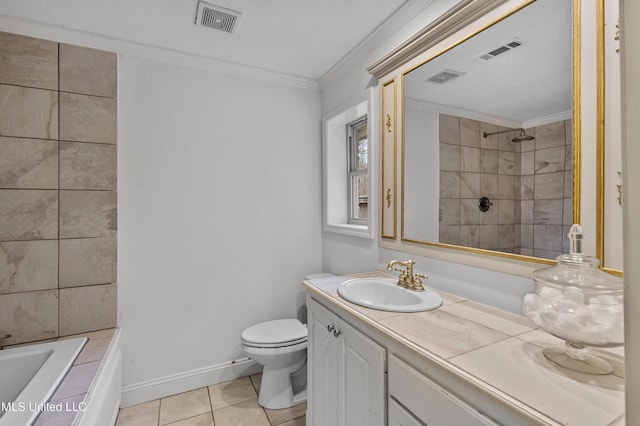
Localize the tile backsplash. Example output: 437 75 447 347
0 32 117 345
439 114 573 260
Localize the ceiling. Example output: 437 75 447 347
0 0 408 80
404 0 572 126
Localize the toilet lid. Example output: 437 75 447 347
241 319 307 345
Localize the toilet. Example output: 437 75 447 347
241 318 308 409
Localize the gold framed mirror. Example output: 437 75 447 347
401 0 580 265
596 0 623 276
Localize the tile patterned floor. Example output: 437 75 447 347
116 374 306 426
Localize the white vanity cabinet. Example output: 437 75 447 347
388 355 498 426
307 298 386 426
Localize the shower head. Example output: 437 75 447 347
482 128 535 142
512 129 535 142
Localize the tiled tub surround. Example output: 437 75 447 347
438 115 573 259
0 32 117 345
304 272 624 425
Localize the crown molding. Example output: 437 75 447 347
367 0 509 79
318 0 437 88
0 14 319 91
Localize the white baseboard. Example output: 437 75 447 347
120 358 262 407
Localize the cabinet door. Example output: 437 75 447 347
308 299 339 426
337 318 386 426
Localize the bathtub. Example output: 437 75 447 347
0 338 86 426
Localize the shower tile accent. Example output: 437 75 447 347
0 84 58 139
60 141 117 190
0 137 58 189
0 190 58 241
0 240 58 294
59 237 117 287
59 190 117 238
438 114 573 256
59 92 117 144
0 33 117 345
0 32 58 90
0 290 58 345
59 283 117 335
60 44 117 98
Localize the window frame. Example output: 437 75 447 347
347 116 368 225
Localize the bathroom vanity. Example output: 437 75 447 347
304 272 624 426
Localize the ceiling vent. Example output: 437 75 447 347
195 1 241 34
426 69 466 84
476 39 523 61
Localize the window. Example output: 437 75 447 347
348 117 368 224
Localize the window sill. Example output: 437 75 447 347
324 223 373 239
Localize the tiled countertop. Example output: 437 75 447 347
303 272 625 426
33 328 118 425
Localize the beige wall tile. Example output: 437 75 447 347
461 146 480 172
479 174 498 199
459 225 480 247
439 143 460 171
439 225 459 245
480 122 498 149
0 137 58 188
0 240 57 294
160 388 212 425
497 199 515 224
497 224 515 248
59 190 117 238
439 114 460 145
0 32 58 90
498 151 515 175
479 150 498 174
0 290 58 345
497 174 515 199
60 44 117 98
459 118 480 147
439 199 460 225
60 141 117 190
0 84 58 139
0 190 58 241
534 199 564 225
59 93 116 144
59 237 117 287
535 146 566 174
535 121 566 149
533 224 563 251
534 172 564 199
59 283 117 336
479 224 498 249
439 171 460 198
459 199 479 225
460 172 480 198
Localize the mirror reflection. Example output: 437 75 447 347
403 0 575 261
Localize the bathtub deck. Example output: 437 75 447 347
22 328 117 425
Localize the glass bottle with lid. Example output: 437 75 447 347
522 224 623 374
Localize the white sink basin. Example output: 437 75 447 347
337 278 442 312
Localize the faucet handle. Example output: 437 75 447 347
412 273 428 292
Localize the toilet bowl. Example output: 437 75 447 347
241 318 308 410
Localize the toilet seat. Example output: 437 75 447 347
241 319 307 348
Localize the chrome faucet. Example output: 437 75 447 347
386 259 427 292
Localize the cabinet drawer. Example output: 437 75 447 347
389 397 425 426
388 355 498 426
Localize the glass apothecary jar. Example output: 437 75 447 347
522 224 623 374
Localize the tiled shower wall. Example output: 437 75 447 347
0 32 117 345
438 114 573 260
